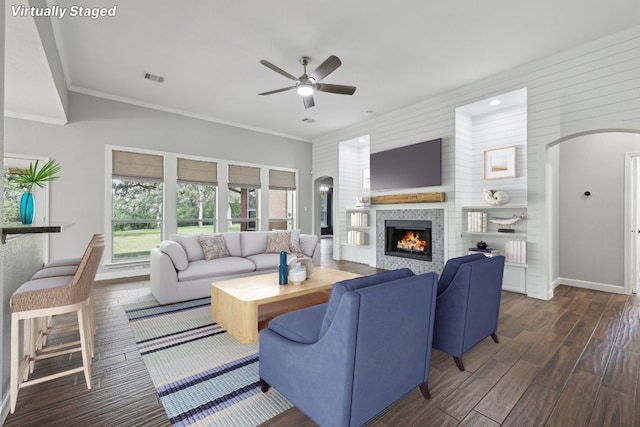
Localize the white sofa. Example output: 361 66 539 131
150 230 320 304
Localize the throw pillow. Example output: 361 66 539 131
159 241 189 271
198 234 230 260
265 231 291 253
290 229 303 255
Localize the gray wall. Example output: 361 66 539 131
559 132 640 289
4 92 312 272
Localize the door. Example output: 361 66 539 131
634 156 640 294
627 153 640 294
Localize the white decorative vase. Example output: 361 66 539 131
289 262 307 285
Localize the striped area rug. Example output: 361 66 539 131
124 298 292 426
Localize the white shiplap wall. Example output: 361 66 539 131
313 25 640 300
337 141 371 261
471 105 528 206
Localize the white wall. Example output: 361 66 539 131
4 92 312 275
470 105 527 206
558 132 640 291
313 25 640 300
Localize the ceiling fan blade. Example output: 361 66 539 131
309 55 342 82
303 95 315 109
260 60 297 81
315 83 357 95
258 86 296 96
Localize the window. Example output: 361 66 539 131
111 151 163 261
176 158 217 234
3 156 49 225
268 169 296 230
228 165 260 232
319 187 328 228
3 166 23 224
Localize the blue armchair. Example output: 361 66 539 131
259 268 438 427
432 254 505 371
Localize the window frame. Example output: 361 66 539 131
105 145 299 265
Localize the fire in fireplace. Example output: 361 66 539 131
385 220 432 261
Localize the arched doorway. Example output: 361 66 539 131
546 130 640 295
313 176 334 236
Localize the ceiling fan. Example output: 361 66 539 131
258 55 356 109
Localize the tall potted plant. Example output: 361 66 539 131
15 159 62 224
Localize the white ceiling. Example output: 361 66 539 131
6 0 640 141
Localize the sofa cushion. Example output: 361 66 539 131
241 232 269 257
437 253 487 295
319 268 415 337
199 234 230 260
265 231 291 253
159 240 189 270
177 257 256 281
170 234 204 262
299 234 319 257
268 303 328 344
221 233 242 257
246 253 297 271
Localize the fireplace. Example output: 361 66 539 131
385 220 432 261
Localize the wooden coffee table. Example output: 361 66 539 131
211 267 360 343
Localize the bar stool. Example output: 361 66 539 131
9 237 104 413
30 234 104 351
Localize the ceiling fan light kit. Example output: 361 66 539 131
296 84 314 96
259 55 356 109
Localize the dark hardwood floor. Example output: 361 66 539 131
5 238 640 426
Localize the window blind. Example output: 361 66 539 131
112 151 163 180
228 165 261 188
269 169 296 190
177 158 217 185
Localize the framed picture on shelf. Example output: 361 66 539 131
484 145 517 180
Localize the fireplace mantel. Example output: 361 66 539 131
371 192 445 205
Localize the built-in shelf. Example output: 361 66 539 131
463 231 527 238
1 222 75 243
462 205 528 293
346 209 370 247
506 262 528 268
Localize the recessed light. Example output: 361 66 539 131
489 99 501 106
358 138 365 143
301 118 316 124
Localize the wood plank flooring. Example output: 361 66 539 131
4 238 640 426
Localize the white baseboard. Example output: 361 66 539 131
555 277 628 295
96 267 150 281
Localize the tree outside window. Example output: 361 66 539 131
177 183 216 233
111 178 163 260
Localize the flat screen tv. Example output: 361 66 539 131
369 138 442 191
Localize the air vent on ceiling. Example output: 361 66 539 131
144 72 165 83
301 118 316 124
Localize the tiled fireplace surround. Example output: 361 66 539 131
375 208 445 274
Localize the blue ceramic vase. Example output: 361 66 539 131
20 192 35 224
278 251 288 285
